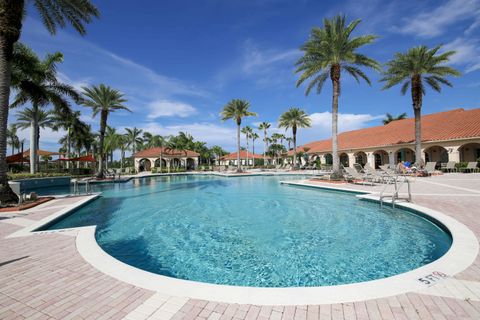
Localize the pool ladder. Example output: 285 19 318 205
72 179 93 196
379 174 412 208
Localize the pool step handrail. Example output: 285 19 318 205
71 179 94 196
379 174 412 208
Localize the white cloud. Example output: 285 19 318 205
147 100 197 119
443 37 480 73
57 72 91 92
136 122 238 149
394 0 480 38
16 126 66 151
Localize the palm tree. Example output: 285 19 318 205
10 45 79 173
220 99 257 172
295 15 379 177
241 126 253 167
383 112 407 125
381 45 460 166
0 0 99 203
104 126 119 170
6 124 19 155
250 132 259 166
285 137 293 150
125 127 143 155
258 122 271 166
52 110 87 170
278 107 312 168
82 84 130 178
15 107 55 172
211 145 227 165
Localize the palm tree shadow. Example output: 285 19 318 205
0 256 29 268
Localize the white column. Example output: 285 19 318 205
134 158 140 172
347 153 355 167
448 146 461 162
388 151 395 166
367 152 375 168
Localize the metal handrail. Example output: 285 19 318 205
379 174 412 208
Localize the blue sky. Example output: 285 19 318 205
12 0 480 154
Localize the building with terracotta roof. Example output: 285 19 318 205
295 108 480 168
217 150 264 166
133 147 200 172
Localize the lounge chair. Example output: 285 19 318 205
442 161 457 172
462 162 480 173
343 167 374 185
353 163 364 173
422 162 437 176
363 164 388 183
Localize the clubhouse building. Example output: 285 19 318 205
297 108 480 168
133 147 200 172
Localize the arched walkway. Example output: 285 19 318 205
354 151 367 166
395 148 415 164
171 158 181 169
459 143 480 162
373 150 389 169
339 153 349 167
324 154 333 165
154 158 167 168
186 158 196 170
138 158 151 172
424 146 449 164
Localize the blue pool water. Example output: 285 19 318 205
45 175 451 287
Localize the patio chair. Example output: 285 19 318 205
363 164 387 183
353 163 364 173
442 161 457 172
462 162 480 173
343 166 374 186
423 162 437 176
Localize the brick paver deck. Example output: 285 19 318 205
1 173 479 319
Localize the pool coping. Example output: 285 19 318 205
8 177 479 305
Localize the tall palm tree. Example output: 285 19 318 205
383 112 407 125
10 45 79 173
6 124 19 155
278 107 312 168
15 107 55 172
381 46 460 166
241 126 253 167
258 122 271 166
285 137 293 150
220 99 257 172
104 126 119 170
125 127 143 155
295 15 379 177
51 110 86 169
0 0 99 203
82 84 130 178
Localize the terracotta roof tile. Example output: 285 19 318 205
220 150 264 160
299 108 480 153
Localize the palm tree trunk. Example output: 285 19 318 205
263 131 267 166
293 126 297 168
252 140 255 168
246 136 249 168
331 65 341 177
236 123 241 172
97 110 108 179
66 128 71 170
412 75 423 167
121 149 124 171
29 119 38 174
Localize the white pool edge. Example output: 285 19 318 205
11 180 479 305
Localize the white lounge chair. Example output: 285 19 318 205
423 162 437 176
442 161 457 172
343 167 374 185
462 162 479 173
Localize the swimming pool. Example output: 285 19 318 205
44 175 452 288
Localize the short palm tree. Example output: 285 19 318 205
0 0 99 203
258 122 271 166
383 112 407 125
295 15 379 177
125 127 143 155
6 124 19 155
15 107 55 172
250 132 259 167
381 45 460 165
82 84 130 178
220 99 257 172
241 126 253 167
278 108 312 168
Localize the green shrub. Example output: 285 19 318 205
151 167 158 173
455 162 468 169
7 172 92 180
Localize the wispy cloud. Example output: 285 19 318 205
215 39 299 89
147 100 197 119
393 0 480 38
443 37 480 73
